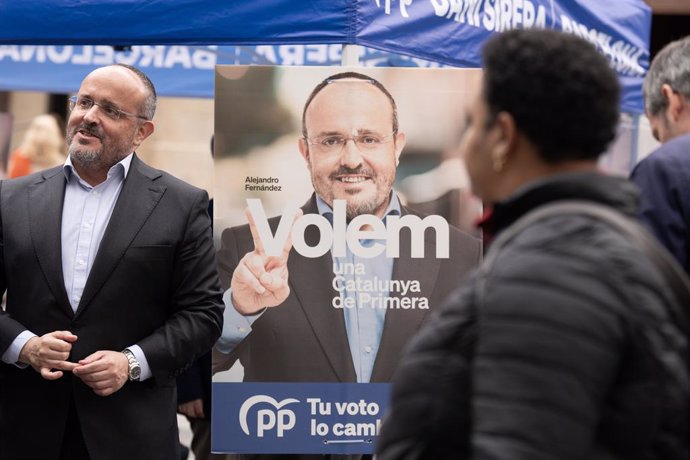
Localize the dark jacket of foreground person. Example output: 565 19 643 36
376 172 689 460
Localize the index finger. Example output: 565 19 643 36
73 359 107 375
50 331 78 343
281 208 303 258
244 207 265 256
268 208 302 269
77 350 105 366
45 337 74 353
54 361 79 372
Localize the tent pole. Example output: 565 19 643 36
341 45 361 66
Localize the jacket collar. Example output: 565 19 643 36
480 171 640 246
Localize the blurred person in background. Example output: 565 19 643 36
8 113 66 178
631 36 690 274
377 29 688 460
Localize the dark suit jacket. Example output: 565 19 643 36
631 132 690 274
213 194 481 383
177 201 215 420
0 155 224 460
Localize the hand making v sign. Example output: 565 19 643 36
230 207 303 315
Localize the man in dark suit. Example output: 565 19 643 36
213 72 481 384
0 64 224 460
631 36 690 274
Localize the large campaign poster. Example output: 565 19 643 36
211 65 482 455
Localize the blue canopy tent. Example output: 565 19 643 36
0 0 651 113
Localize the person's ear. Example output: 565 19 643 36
393 131 406 166
662 84 684 122
133 121 155 148
298 137 310 163
490 112 516 173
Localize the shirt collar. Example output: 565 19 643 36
63 153 134 184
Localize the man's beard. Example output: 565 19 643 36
69 145 102 168
67 123 132 172
313 164 394 219
342 190 383 219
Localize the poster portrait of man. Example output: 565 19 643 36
211 66 482 456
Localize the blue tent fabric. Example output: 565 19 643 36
0 45 219 98
0 0 651 113
0 44 444 98
0 1 352 45
355 0 651 113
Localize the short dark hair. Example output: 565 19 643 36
301 72 398 138
644 36 690 116
482 29 620 162
115 63 157 121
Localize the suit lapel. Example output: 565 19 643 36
75 155 166 317
370 207 442 382
288 197 356 382
28 168 73 317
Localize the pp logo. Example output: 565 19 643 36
239 395 299 438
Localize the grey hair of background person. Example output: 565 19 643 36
643 36 690 116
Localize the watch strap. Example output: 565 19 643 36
122 348 141 382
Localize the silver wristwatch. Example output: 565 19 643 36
122 348 141 382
